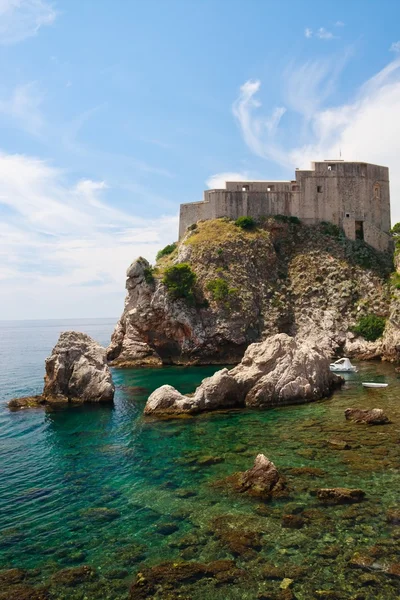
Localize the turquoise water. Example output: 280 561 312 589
0 320 399 599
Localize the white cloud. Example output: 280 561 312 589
0 152 178 319
0 81 44 135
390 41 400 53
233 56 400 222
206 172 249 189
316 27 335 40
0 0 56 45
335 21 345 27
305 28 312 38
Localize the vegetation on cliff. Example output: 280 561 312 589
108 216 397 366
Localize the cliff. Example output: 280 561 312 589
107 217 397 366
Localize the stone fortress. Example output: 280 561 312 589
179 160 391 252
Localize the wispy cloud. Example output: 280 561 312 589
206 171 249 189
335 21 345 27
0 151 178 318
0 81 44 135
0 0 56 45
390 41 400 53
232 56 400 222
304 26 337 40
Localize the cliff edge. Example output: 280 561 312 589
108 217 396 366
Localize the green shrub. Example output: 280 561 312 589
320 221 342 237
206 277 238 304
235 216 256 230
206 278 230 301
390 272 400 290
273 214 301 225
156 243 177 261
162 263 196 301
143 267 154 284
391 222 400 236
188 223 198 231
352 314 386 341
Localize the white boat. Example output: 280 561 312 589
362 382 388 388
329 358 358 373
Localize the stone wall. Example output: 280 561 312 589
178 161 392 253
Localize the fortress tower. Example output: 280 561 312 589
179 160 391 252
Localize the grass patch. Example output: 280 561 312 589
320 221 343 237
185 218 267 247
156 243 177 261
352 314 386 341
274 214 301 225
390 272 400 290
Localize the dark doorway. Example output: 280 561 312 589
355 221 364 240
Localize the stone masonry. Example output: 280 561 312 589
179 161 391 252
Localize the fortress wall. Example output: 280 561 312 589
363 222 392 253
179 200 212 238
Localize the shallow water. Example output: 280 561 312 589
0 320 399 599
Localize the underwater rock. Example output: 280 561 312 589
129 559 247 599
79 507 121 522
210 515 263 558
50 565 97 586
311 488 365 504
286 466 326 478
327 439 352 450
144 333 343 415
282 514 304 529
0 568 28 585
155 522 179 535
344 408 391 425
0 585 49 600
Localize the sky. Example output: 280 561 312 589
2 0 400 320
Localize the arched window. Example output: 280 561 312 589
373 183 380 199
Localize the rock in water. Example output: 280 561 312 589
43 331 114 402
144 333 342 416
311 488 365 504
344 408 391 425
238 454 280 494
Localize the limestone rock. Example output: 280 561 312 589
144 385 196 415
144 333 342 416
107 219 394 366
43 331 114 403
312 488 366 504
344 408 391 425
238 454 280 494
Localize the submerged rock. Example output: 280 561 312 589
311 488 366 505
144 333 343 416
129 559 246 599
345 408 391 425
9 331 114 408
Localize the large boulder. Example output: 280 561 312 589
43 331 114 402
144 333 342 416
9 332 115 408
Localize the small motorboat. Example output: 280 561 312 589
329 358 358 373
362 382 388 388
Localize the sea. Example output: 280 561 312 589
0 318 399 599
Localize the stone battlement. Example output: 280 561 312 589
179 161 391 252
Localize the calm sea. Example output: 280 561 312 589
0 319 399 599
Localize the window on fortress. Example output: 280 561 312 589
242 185 249 192
374 183 380 199
317 186 323 193
292 185 299 191
267 186 274 192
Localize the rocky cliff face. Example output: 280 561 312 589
108 218 396 366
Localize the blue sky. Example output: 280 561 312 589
2 0 400 319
